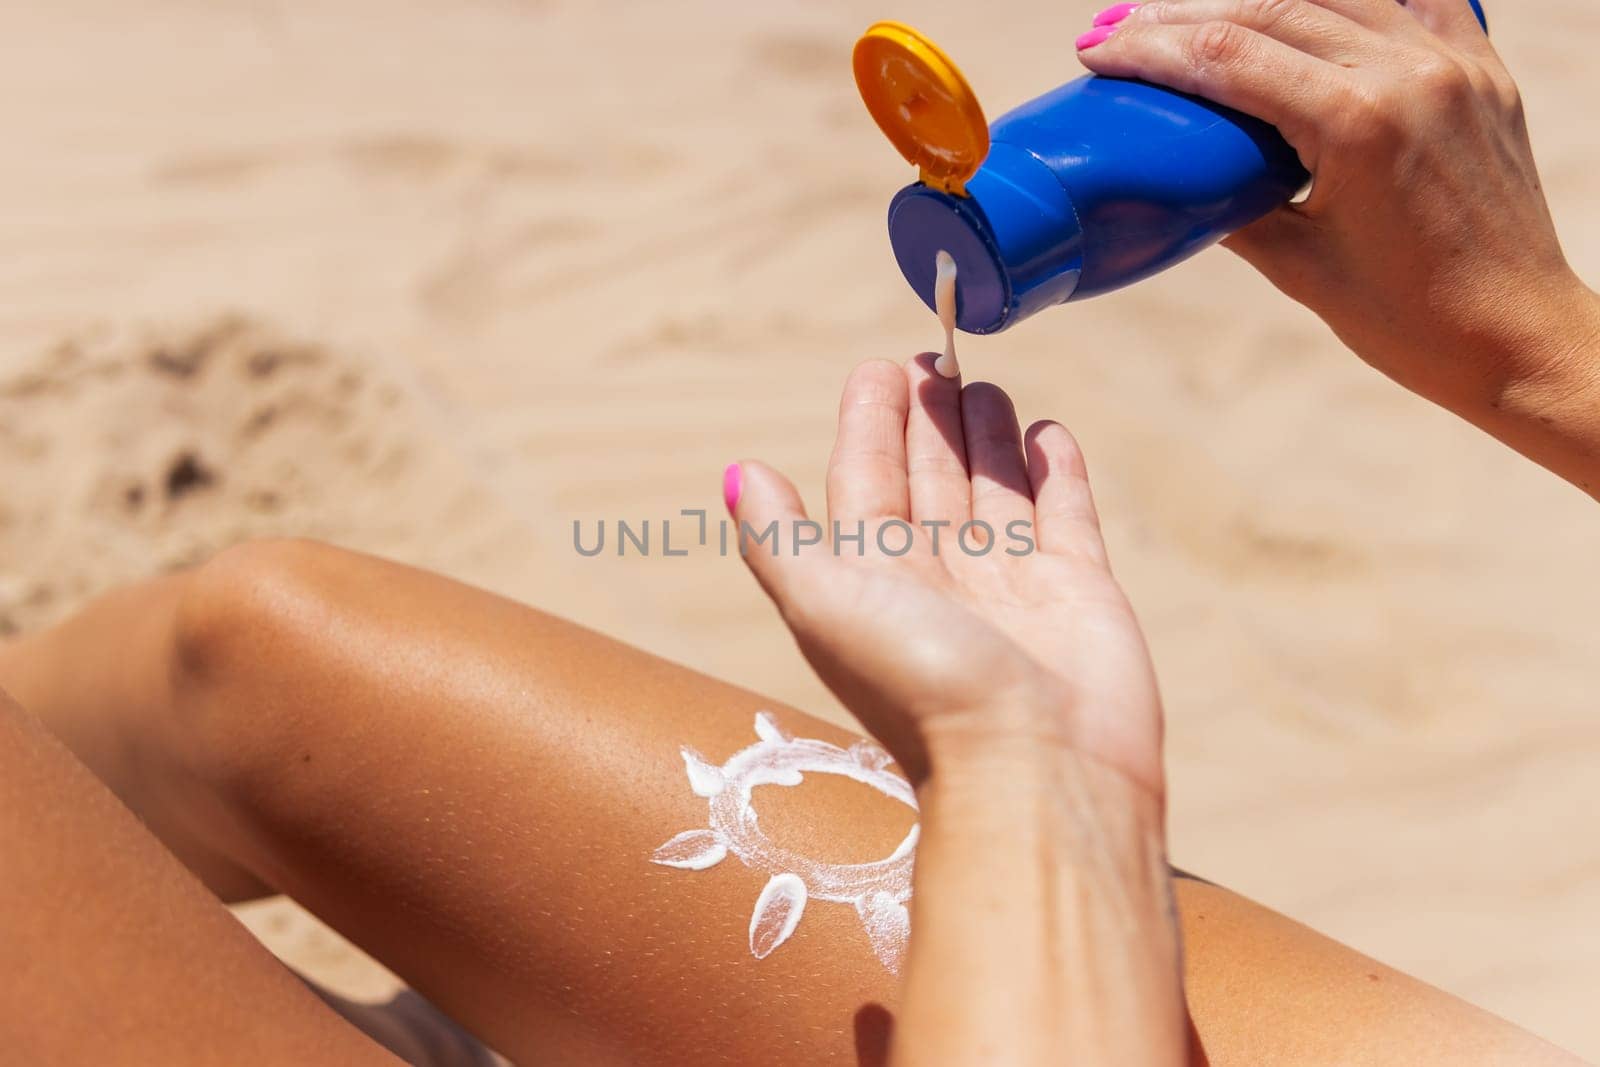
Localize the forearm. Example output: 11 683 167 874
895 732 1188 1067
1455 271 1600 499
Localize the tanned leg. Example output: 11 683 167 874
0 685 402 1066
0 542 1577 1065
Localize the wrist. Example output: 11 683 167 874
900 707 1184 1066
917 685 1168 816
1476 270 1600 494
918 709 1169 845
1491 269 1600 402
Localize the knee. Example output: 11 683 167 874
173 538 339 687
170 539 349 781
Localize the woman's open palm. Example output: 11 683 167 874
730 356 1164 795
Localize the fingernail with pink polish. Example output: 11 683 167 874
722 463 742 514
1076 24 1118 50
1093 2 1140 27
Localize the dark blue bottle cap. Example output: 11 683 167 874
888 142 1085 334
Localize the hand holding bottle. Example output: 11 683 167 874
1079 0 1600 495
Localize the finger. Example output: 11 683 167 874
1126 0 1391 65
1023 422 1108 564
1148 0 1415 33
726 460 817 607
960 382 1034 538
1077 14 1356 147
1219 206 1324 299
826 360 910 526
903 353 972 526
1402 0 1494 55
1267 0 1412 32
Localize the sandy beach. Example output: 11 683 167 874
2 0 1597 1056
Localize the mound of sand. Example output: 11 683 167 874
0 316 545 996
0 315 523 637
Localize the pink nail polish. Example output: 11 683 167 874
722 463 742 514
1076 24 1118 50
1092 2 1139 27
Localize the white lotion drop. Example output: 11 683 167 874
934 250 960 379
650 829 728 871
856 891 911 973
749 873 808 959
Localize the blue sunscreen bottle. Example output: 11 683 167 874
853 3 1487 335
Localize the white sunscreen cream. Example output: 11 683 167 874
652 711 918 973
934 249 960 379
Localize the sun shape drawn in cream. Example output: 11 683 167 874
651 711 919 974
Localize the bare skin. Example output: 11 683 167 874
729 356 1184 1063
5 5 1596 1062
0 689 404 1067
0 361 1578 1065
1077 0 1600 497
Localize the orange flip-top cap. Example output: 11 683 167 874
852 21 989 197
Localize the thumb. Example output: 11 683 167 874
724 460 813 609
1220 206 1324 303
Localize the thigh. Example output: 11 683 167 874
0 687 399 1067
157 541 1569 1066
5 540 1576 1065
171 542 907 1064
